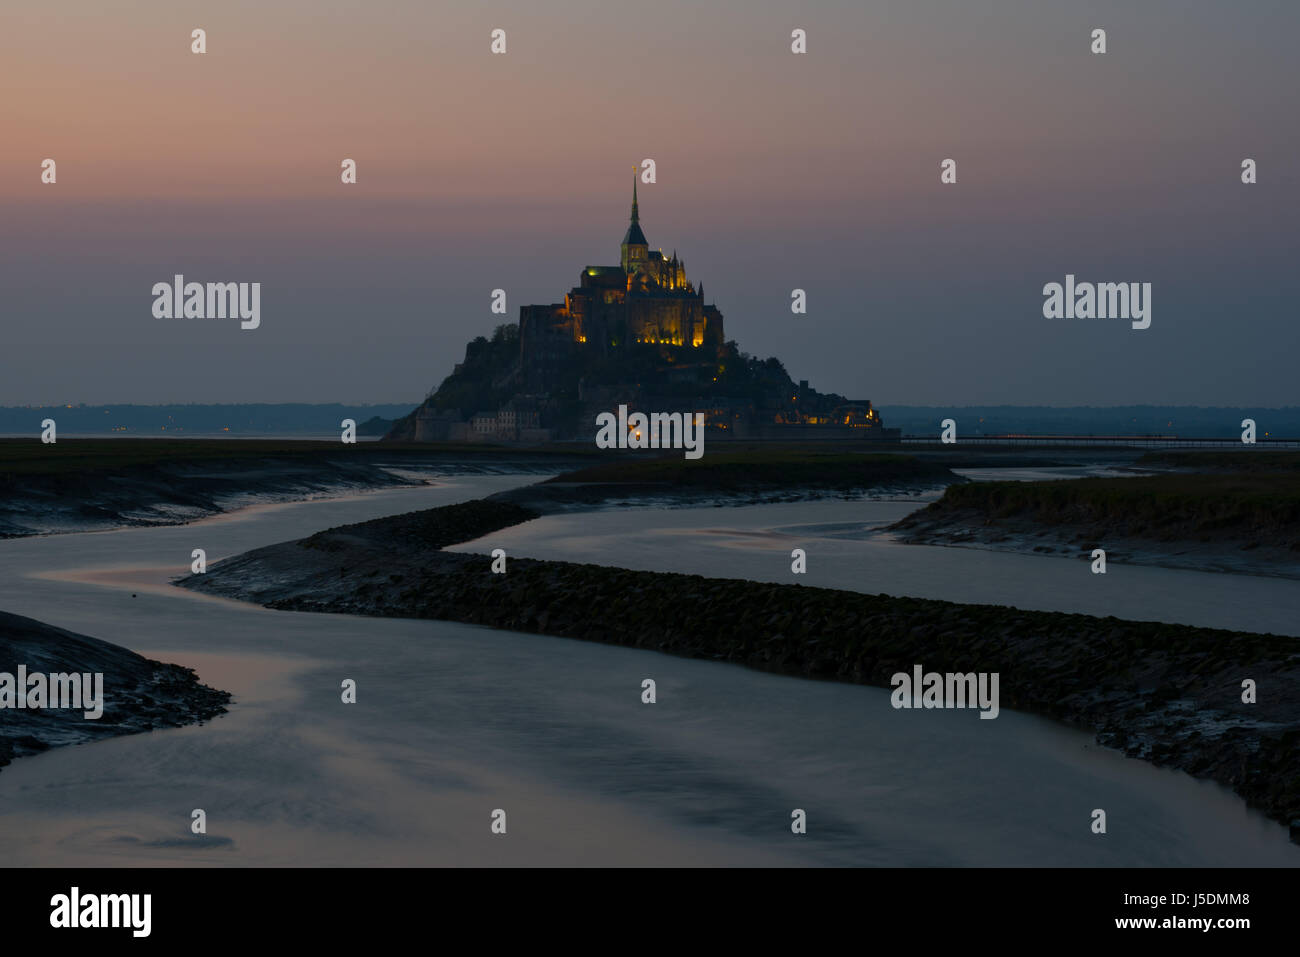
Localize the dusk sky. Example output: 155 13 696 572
2 0 1296 407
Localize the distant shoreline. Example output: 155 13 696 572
0 440 596 539
0 440 1074 539
6 403 1300 441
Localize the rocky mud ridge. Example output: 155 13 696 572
0 611 231 772
891 472 1300 579
491 452 961 512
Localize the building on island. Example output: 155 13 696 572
519 174 725 388
390 176 895 443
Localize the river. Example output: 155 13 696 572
1 473 1295 865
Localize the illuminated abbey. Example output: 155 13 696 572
519 176 725 380
387 177 894 443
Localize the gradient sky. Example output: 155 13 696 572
2 0 1296 407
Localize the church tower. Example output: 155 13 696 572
620 172 649 274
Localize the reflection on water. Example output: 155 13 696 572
452 497 1300 638
1 473 1296 865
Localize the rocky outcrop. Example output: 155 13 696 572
0 611 231 772
891 473 1300 578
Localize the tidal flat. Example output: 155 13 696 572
891 462 1300 579
178 492 1300 843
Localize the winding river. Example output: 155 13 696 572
1 473 1296 866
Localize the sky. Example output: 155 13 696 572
1 0 1296 407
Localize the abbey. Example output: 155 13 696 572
387 177 896 443
519 175 725 384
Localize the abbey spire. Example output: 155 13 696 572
620 170 649 273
